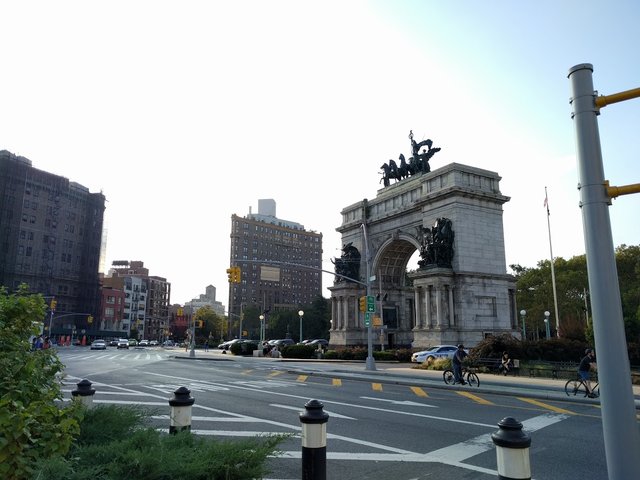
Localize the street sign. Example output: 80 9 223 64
366 295 375 312
372 316 382 327
364 312 372 327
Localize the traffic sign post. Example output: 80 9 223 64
366 295 375 312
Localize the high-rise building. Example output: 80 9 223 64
228 200 323 320
185 285 225 316
105 260 171 341
0 150 105 337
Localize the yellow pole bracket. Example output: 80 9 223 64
605 180 640 199
595 87 640 108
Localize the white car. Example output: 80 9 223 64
90 339 106 350
411 345 460 363
139 339 149 346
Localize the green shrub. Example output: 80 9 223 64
33 405 287 480
413 357 451 371
280 344 316 359
0 286 81 480
373 350 396 361
230 341 258 355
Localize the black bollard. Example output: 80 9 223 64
71 379 96 408
168 386 195 434
299 399 329 480
491 417 532 480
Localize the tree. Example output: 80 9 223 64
0 285 81 479
513 245 640 344
194 306 226 342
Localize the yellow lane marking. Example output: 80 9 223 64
372 383 383 392
268 371 284 377
332 378 342 387
297 375 308 382
242 370 253 375
517 397 576 415
410 386 429 397
456 391 495 405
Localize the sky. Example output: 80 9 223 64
2 1 639 308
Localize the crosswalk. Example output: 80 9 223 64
60 351 172 362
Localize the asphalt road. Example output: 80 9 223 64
58 347 627 479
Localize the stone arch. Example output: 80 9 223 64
328 163 518 349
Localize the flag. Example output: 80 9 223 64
544 188 550 215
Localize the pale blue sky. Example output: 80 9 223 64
1 1 638 305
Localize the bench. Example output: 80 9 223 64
527 361 578 380
475 358 520 376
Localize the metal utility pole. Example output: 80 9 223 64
361 223 376 371
568 63 640 479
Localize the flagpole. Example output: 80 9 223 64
545 186 561 336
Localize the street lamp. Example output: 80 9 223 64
519 309 527 339
298 310 304 343
189 306 196 358
544 310 551 339
259 314 265 345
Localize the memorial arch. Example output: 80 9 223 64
329 162 519 349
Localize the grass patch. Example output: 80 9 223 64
33 405 288 480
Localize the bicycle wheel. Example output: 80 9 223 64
443 370 455 385
565 379 587 396
467 372 480 387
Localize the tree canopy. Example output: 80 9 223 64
512 244 640 344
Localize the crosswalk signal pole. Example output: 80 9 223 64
568 63 640 479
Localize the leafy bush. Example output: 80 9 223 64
280 344 316 359
373 350 396 361
230 341 258 356
33 405 286 480
0 286 81 480
413 357 451 371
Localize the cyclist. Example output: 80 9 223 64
452 344 468 384
578 348 597 397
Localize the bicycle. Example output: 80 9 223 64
564 376 600 398
443 366 480 387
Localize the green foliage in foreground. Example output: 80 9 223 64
34 405 288 480
0 286 81 480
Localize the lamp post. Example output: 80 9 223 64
298 310 304 343
544 311 551 339
259 314 265 345
189 305 195 358
519 309 526 339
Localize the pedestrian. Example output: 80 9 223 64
35 335 44 350
204 340 209 352
452 344 467 384
498 351 511 375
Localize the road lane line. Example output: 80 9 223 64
372 382 383 391
332 378 342 386
517 397 576 415
410 386 428 397
426 413 568 463
269 404 356 420
456 391 494 405
142 371 494 427
269 371 284 377
296 375 308 382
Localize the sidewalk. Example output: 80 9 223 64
170 348 640 406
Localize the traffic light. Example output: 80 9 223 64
233 266 242 283
87 315 93 324
226 268 233 283
359 296 366 312
50 299 57 311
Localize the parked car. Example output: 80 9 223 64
411 345 460 363
128 339 138 347
272 338 296 348
162 340 174 347
149 340 158 346
218 339 243 350
139 339 149 346
108 339 119 347
117 338 129 349
90 339 106 350
307 339 329 348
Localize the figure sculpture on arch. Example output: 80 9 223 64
332 242 361 283
418 217 455 268
409 130 441 174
